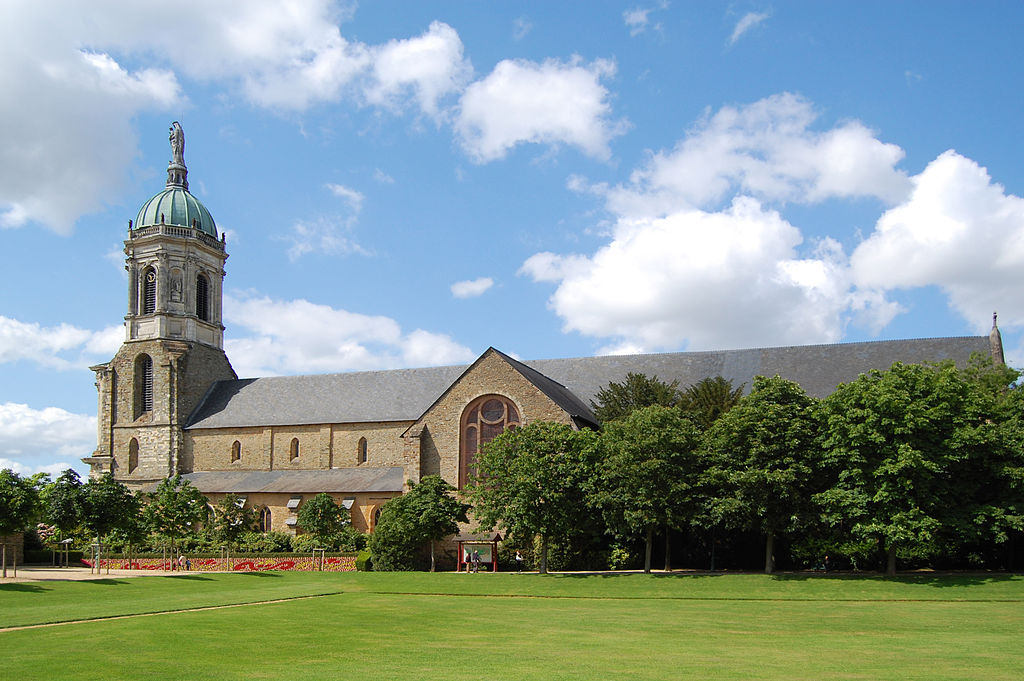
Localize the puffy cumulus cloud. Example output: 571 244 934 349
0 316 122 369
521 197 876 351
456 57 628 162
224 292 474 377
450 277 495 299
366 21 472 119
851 151 1024 330
607 93 911 220
0 403 96 470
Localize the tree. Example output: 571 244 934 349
404 475 470 571
679 376 744 430
702 376 819 573
81 473 140 570
144 475 208 555
466 421 600 574
0 469 40 577
590 373 681 423
211 493 258 548
369 477 470 571
597 405 702 572
296 493 348 543
46 469 85 537
816 361 991 575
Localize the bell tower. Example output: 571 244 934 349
84 123 237 488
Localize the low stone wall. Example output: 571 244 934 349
83 555 356 572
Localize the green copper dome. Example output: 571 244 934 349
135 187 218 237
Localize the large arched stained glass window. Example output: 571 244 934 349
460 395 520 488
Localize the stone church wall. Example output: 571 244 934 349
408 350 575 488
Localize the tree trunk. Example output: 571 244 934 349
644 527 653 574
429 540 436 572
886 544 897 576
764 532 775 574
539 534 549 574
664 529 672 572
710 534 716 572
2 543 6 579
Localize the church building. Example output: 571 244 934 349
83 124 1003 536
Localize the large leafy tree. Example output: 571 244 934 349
597 405 702 572
144 475 208 554
702 376 819 573
0 469 40 577
370 476 470 571
679 376 744 430
590 373 681 423
467 421 600 573
817 361 998 574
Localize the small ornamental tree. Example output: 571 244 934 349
0 469 40 577
81 473 140 567
296 493 349 544
679 376 744 430
597 405 702 573
467 421 600 574
46 469 85 537
590 373 682 423
369 477 470 571
369 494 419 571
144 475 208 556
211 493 258 548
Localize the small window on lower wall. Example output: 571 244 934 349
258 507 272 532
128 438 139 474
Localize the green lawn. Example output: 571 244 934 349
2 572 1022 680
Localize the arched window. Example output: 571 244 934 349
259 507 272 532
372 506 383 530
142 267 157 314
358 437 368 464
195 273 209 321
460 395 521 488
128 438 139 474
134 354 153 418
289 438 299 461
231 440 241 463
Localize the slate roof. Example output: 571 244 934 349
185 336 992 430
173 467 405 494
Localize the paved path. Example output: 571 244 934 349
0 565 179 583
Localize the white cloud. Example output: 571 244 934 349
224 292 475 377
456 56 628 162
451 277 495 298
521 197 869 351
373 169 395 184
0 317 121 369
624 3 668 37
607 93 911 219
281 216 369 262
513 17 533 41
851 150 1024 331
0 403 96 466
366 21 472 119
326 183 365 212
729 11 770 45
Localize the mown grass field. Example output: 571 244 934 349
2 571 1021 681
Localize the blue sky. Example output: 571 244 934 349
3 2 1024 477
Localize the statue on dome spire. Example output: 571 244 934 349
166 121 189 190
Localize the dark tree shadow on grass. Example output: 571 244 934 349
0 582 49 593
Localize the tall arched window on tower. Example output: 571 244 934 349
195 273 209 321
134 354 154 419
128 438 139 474
142 267 157 314
459 395 521 488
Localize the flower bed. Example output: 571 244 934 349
81 555 356 572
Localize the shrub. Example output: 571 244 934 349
237 531 292 553
355 550 372 571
